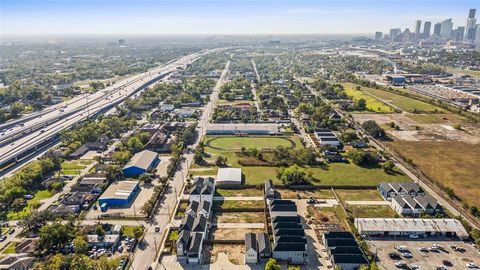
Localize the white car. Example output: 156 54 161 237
396 245 408 251
409 234 419 239
466 262 478 268
418 247 428 252
395 261 406 268
401 252 413 258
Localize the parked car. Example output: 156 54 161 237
395 261 407 268
396 246 408 252
0 235 7 242
401 252 413 258
442 260 452 267
418 247 428 252
389 252 401 260
411 265 421 270
466 262 478 268
409 234 419 239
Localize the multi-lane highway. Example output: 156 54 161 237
0 49 220 175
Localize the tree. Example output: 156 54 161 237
127 137 144 153
95 225 105 237
356 98 367 110
265 258 280 270
39 223 75 251
348 149 377 166
362 120 385 139
382 160 395 172
215 155 227 166
277 165 313 185
133 226 144 240
73 235 88 254
250 148 259 158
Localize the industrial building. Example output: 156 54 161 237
205 123 279 135
98 180 140 209
216 168 242 187
122 150 159 177
354 218 469 240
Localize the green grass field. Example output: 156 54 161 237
60 160 91 175
1 242 16 254
192 135 411 186
7 190 53 220
343 83 395 113
215 188 263 197
335 189 384 201
122 225 143 238
344 83 444 113
346 205 397 218
204 135 300 150
446 67 480 78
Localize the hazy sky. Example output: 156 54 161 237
1 0 478 35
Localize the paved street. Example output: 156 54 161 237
131 60 230 270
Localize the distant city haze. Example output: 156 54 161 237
1 0 478 36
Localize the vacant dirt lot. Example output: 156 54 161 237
204 244 245 265
211 228 264 241
215 212 265 223
390 141 480 206
353 113 480 143
277 188 336 199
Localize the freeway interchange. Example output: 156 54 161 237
0 49 219 176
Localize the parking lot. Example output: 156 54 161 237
369 238 480 269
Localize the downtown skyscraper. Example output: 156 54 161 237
464 8 477 42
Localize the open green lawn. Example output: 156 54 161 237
122 225 143 238
213 200 264 209
446 67 480 78
7 190 53 220
215 188 263 197
1 242 16 254
60 160 91 175
194 135 410 186
204 135 301 150
344 83 444 113
343 83 395 113
346 205 397 218
335 189 384 201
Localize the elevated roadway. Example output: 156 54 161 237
0 49 221 175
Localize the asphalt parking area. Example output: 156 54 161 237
369 239 480 270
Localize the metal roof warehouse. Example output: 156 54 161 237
98 180 140 208
122 150 159 177
354 218 469 240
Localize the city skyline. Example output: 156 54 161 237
1 0 479 35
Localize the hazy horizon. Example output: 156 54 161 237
1 0 478 36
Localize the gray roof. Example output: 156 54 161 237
180 214 195 231
355 218 469 238
187 232 203 255
216 168 242 184
272 215 301 223
393 194 441 211
123 150 158 170
332 254 369 265
192 215 207 232
273 222 302 230
257 233 271 254
380 182 422 194
270 204 297 212
177 230 190 246
272 242 305 252
245 233 258 252
265 179 274 191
